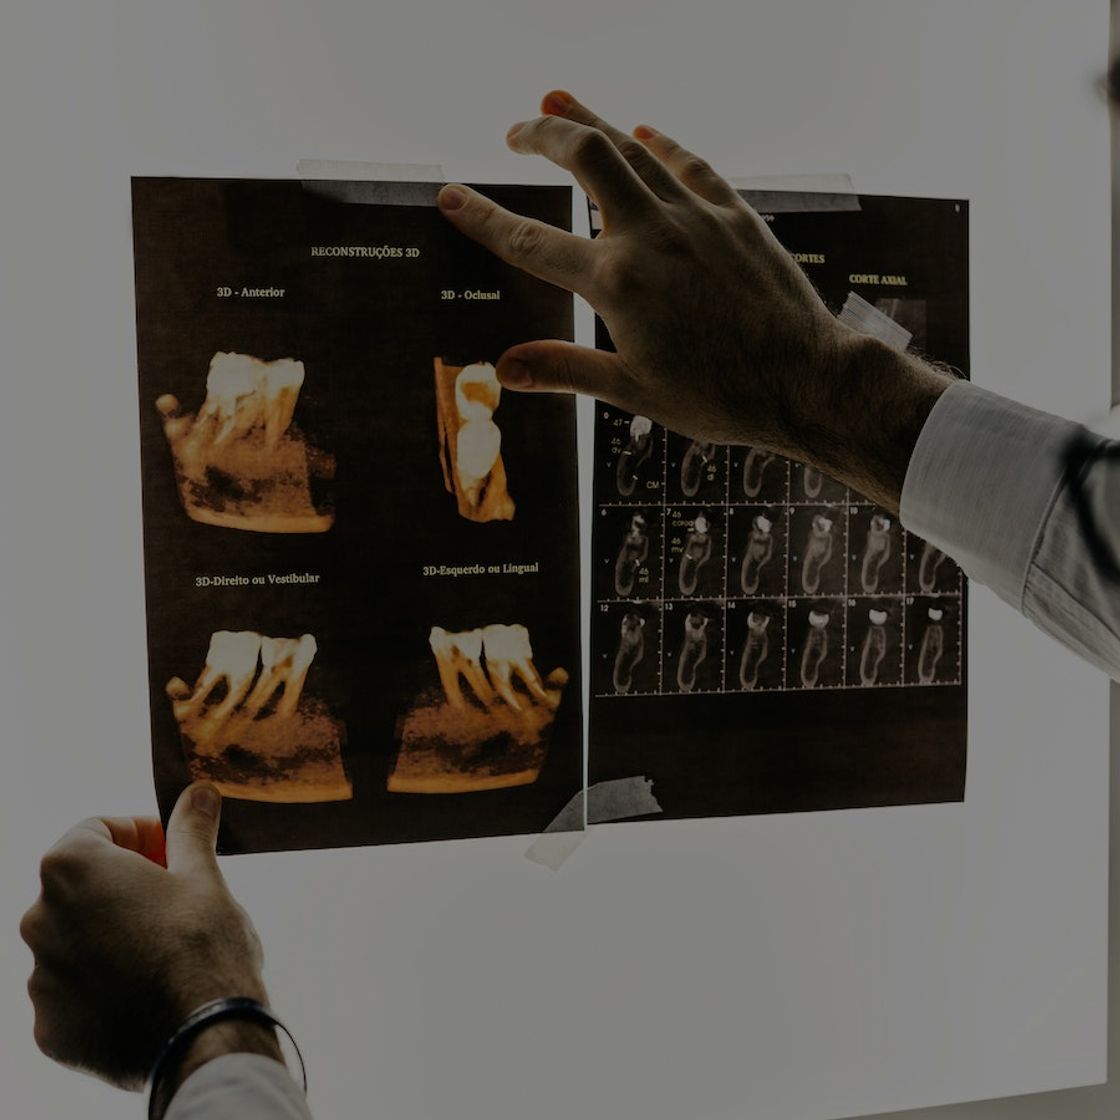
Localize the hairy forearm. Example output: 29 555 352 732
783 331 957 513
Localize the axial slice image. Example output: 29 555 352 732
679 513 713 596
739 609 771 690
676 610 711 693
616 415 654 496
166 631 351 802
434 358 515 522
615 513 650 597
156 352 334 533
390 623 568 793
740 514 775 595
860 515 893 593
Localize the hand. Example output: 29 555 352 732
20 783 277 1092
437 90 953 510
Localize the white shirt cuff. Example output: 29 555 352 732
164 1053 312 1120
899 379 1081 609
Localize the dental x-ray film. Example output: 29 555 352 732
588 194 969 821
132 178 582 853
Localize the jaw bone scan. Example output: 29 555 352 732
389 623 569 793
918 607 945 684
860 514 892 593
740 513 774 595
615 513 649 597
679 513 713 596
681 439 718 497
859 608 890 685
918 540 948 593
166 630 351 802
739 609 771 690
801 513 834 595
434 359 515 523
677 610 710 693
613 610 646 694
617 414 654 496
742 447 775 498
800 609 831 689
156 352 335 533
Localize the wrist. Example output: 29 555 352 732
789 329 955 512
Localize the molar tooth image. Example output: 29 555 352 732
679 513 713 596
434 359 515 522
860 515 892 593
676 610 710 693
390 623 568 793
681 439 718 497
156 352 335 533
613 612 646 694
801 514 834 595
739 610 771 690
742 447 775 498
614 513 649 597
918 607 945 684
918 541 948 593
740 514 774 595
802 466 823 499
616 415 654 496
800 609 831 688
166 630 351 802
860 608 889 685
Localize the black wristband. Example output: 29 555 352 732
147 997 307 1120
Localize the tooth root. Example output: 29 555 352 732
240 633 317 719
481 624 542 712
429 627 494 708
178 630 263 737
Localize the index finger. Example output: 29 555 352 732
67 816 167 865
436 184 596 296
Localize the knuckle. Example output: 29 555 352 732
680 154 714 180
571 126 612 164
19 905 43 947
615 138 649 167
507 219 546 259
38 848 74 887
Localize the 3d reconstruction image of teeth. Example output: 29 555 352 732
614 513 650 597
676 610 711 693
860 608 890 686
739 610 771 690
679 513 713 596
156 352 335 533
800 609 831 689
860 514 892 593
742 447 775 498
681 439 718 497
740 514 774 595
918 540 948 593
918 607 945 684
388 623 568 793
616 415 654 496
801 514 834 595
434 359 515 523
165 631 351 802
613 611 646 694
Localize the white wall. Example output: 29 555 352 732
0 3 1111 1118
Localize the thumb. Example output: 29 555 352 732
165 782 223 879
497 341 631 401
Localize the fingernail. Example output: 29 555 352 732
543 91 572 115
438 185 467 211
507 120 527 140
501 361 533 389
191 784 220 819
634 124 658 140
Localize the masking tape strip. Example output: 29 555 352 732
525 777 662 871
297 160 447 206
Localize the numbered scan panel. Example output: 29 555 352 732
133 178 581 853
590 194 968 820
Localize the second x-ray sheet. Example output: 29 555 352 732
590 194 969 820
132 178 581 853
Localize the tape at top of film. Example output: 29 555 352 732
524 777 663 872
588 172 861 230
297 159 447 206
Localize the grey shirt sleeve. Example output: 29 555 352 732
163 1054 313 1120
900 379 1120 679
